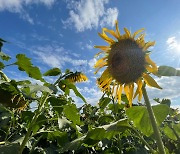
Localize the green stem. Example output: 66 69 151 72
19 93 49 153
19 73 66 153
0 71 10 82
142 84 166 154
29 135 43 154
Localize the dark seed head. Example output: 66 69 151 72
108 39 145 84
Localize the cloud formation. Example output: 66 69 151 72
32 45 87 69
63 0 118 32
0 0 56 23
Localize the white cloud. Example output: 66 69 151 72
63 0 118 32
100 7 118 27
88 58 96 69
146 76 180 101
32 45 87 68
0 0 56 23
166 36 178 50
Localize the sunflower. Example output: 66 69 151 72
65 72 88 83
94 20 162 106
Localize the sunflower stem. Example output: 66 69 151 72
142 84 166 154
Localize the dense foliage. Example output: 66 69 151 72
0 39 180 154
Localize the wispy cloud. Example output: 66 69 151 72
166 36 180 52
147 76 180 101
63 0 118 32
0 0 56 24
32 45 87 69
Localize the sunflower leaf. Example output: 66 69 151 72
15 54 44 82
43 68 61 76
126 104 169 136
158 65 180 76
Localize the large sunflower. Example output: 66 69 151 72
94 20 162 106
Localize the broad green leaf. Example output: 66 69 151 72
59 136 85 153
63 103 81 125
0 52 11 61
98 115 114 125
126 104 169 136
22 84 53 94
47 131 68 146
48 96 66 115
158 65 180 76
61 80 87 103
102 118 131 132
15 54 44 81
85 128 106 140
21 111 34 126
99 97 111 110
163 124 177 140
43 68 61 76
173 123 180 136
0 143 20 154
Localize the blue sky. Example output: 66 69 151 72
0 0 180 107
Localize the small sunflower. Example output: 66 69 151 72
65 72 88 83
94 20 162 106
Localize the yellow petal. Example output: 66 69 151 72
124 28 131 38
145 55 158 73
132 28 144 38
118 85 123 104
98 31 115 44
115 20 121 39
143 73 162 89
94 57 107 68
143 41 155 51
114 85 119 100
100 68 111 81
134 79 143 101
103 28 119 40
124 84 129 100
94 46 110 51
129 83 134 107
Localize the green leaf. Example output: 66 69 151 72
86 128 106 140
0 143 20 154
63 103 81 125
61 80 87 103
0 62 4 69
99 97 111 110
47 131 68 146
48 96 66 115
15 54 44 81
126 104 169 136
158 65 180 76
43 68 61 76
22 84 53 94
163 124 177 140
0 52 11 61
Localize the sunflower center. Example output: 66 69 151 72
108 39 145 84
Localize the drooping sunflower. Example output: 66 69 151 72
65 72 88 83
94 20 162 106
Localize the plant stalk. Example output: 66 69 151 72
142 84 166 154
19 73 66 153
19 93 49 153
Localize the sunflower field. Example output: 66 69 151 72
1 24 180 154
